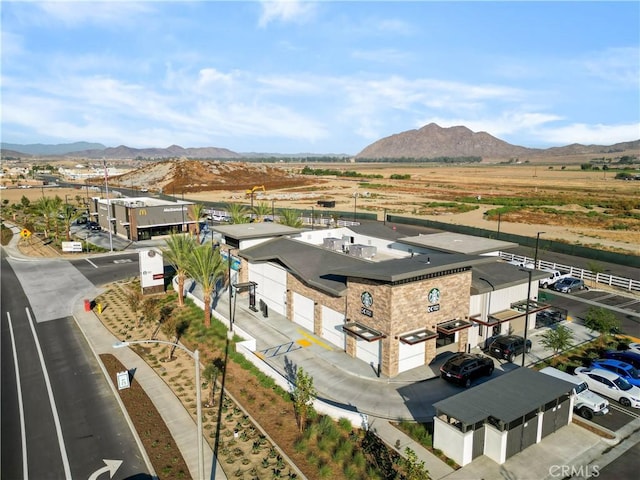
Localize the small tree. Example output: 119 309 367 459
162 233 196 308
189 203 206 237
141 296 161 332
252 202 271 222
226 202 249 224
292 367 316 433
202 360 220 407
584 307 620 342
539 324 574 354
161 316 189 361
152 304 174 339
124 286 144 326
587 261 604 288
401 447 431 480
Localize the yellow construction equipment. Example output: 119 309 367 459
245 185 266 196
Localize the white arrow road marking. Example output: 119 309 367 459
26 307 72 479
7 313 28 480
88 459 123 480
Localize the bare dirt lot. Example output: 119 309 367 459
2 162 639 255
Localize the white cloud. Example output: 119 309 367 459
351 48 414 65
258 0 317 27
37 1 153 26
582 47 640 87
532 123 640 146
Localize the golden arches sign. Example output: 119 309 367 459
138 209 147 216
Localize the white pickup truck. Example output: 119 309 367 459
539 269 570 289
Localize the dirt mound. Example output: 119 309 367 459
109 159 317 194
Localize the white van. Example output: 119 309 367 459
540 367 609 420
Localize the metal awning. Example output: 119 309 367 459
343 322 385 342
233 281 257 293
437 319 473 334
399 328 438 345
510 300 551 314
470 301 551 326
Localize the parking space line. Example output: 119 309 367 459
84 258 98 268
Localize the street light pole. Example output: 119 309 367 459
103 158 113 252
311 206 314 230
113 340 204 480
521 269 533 367
353 193 358 223
534 231 546 269
227 247 235 332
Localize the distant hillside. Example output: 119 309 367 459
355 123 639 159
67 144 241 160
1 141 106 156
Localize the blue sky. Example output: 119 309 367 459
2 1 639 154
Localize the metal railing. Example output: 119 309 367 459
499 252 640 293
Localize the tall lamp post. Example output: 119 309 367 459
226 247 236 332
533 231 546 269
353 192 358 223
103 158 113 252
520 268 533 367
310 206 314 230
113 340 204 480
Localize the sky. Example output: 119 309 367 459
1 1 639 154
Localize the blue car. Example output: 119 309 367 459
604 350 640 370
591 359 640 388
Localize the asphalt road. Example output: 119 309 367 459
0 251 151 479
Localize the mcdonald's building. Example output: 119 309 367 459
89 196 195 241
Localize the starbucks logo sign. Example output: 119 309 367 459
428 288 440 304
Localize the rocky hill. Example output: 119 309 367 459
355 123 639 159
70 144 241 160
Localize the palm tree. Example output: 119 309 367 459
253 202 271 222
186 244 226 328
60 204 79 241
226 202 250 224
50 195 63 239
189 203 206 237
277 208 303 228
162 234 196 308
35 196 58 238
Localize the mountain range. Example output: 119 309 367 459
2 123 638 160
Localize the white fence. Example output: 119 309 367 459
499 252 640 293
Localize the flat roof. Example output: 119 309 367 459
398 232 519 255
98 196 193 207
212 223 302 240
471 262 551 294
433 367 574 425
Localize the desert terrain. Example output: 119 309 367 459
2 161 638 255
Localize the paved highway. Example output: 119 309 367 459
1 251 150 479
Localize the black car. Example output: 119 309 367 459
440 353 494 387
604 350 640 369
87 221 102 231
488 335 532 362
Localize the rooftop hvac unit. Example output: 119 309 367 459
323 237 345 251
348 244 376 259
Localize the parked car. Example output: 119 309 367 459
591 359 640 387
488 335 532 362
540 367 609 420
87 222 101 231
574 367 640 408
603 350 640 370
539 269 570 289
552 277 585 293
626 343 640 355
440 353 494 388
75 216 88 225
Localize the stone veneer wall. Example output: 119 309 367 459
347 270 473 377
286 273 346 337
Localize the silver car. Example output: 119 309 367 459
553 277 585 293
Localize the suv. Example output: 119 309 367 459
575 367 640 408
553 277 585 293
440 353 494 388
591 359 640 387
540 367 609 420
488 335 532 362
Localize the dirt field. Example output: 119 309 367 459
2 162 638 255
